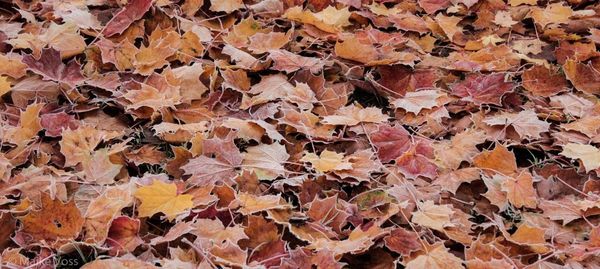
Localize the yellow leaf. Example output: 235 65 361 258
283 6 351 33
301 150 353 173
134 180 193 221
0 76 11 96
530 4 573 28
4 103 44 146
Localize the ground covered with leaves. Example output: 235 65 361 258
1 0 600 268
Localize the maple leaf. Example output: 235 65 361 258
563 58 600 95
81 149 122 185
335 36 419 66
452 73 514 105
501 171 538 208
133 28 181 75
522 65 568 97
308 223 387 256
22 48 85 88
269 49 326 73
96 38 139 71
322 104 389 126
236 193 290 215
242 143 289 180
3 103 43 146
240 74 295 109
248 32 290 54
134 180 194 221
418 0 450 14
301 150 353 173
103 0 153 37
59 125 105 167
395 146 438 179
433 129 486 170
106 216 143 255
371 124 412 162
306 195 350 232
405 244 464 269
210 0 244 13
192 218 248 246
210 241 248 267
384 228 422 255
40 112 79 137
412 201 454 231
147 220 192 245
0 53 27 79
493 11 518 28
435 14 463 42
529 3 573 28
122 74 182 113
241 215 280 248
19 193 83 243
483 110 551 139
182 134 242 185
284 6 352 33
473 144 518 176
83 184 134 243
561 143 600 172
39 22 87 58
392 89 447 114
5 0 600 265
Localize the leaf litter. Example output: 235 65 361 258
1 0 600 268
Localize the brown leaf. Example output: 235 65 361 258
19 193 84 243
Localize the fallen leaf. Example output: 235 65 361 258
301 150 353 173
19 193 84 243
561 143 600 172
134 180 194 221
103 0 154 37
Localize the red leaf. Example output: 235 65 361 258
371 124 412 162
22 48 85 87
452 73 514 105
103 0 154 37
